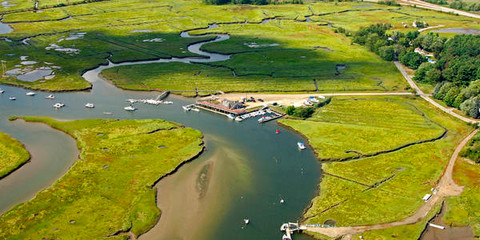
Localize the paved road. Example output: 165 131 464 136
394 61 479 124
307 129 478 239
397 0 480 20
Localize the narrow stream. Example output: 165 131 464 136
0 26 321 240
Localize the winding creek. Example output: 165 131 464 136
0 25 321 239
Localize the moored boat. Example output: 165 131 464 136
53 103 65 108
244 219 250 225
297 142 306 150
182 105 191 111
9 96 16 100
26 91 36 96
124 105 136 111
45 94 55 99
85 103 95 108
0 88 4 94
235 116 243 122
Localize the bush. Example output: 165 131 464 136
399 51 426 69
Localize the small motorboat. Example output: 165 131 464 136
280 223 288 231
163 101 173 104
0 88 4 94
124 105 136 111
297 142 306 150
235 116 243 122
85 103 95 108
53 103 65 108
26 92 36 96
227 114 235 120
243 219 250 225
45 94 55 99
280 198 285 204
191 107 200 112
282 234 292 240
9 96 16 101
182 105 191 111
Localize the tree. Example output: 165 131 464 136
424 68 442 84
414 62 433 82
379 45 395 61
444 86 460 107
293 107 315 118
433 81 453 100
286 106 295 115
400 51 426 69
460 96 480 118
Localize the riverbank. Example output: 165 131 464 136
0 131 30 179
0 117 204 239
278 95 472 239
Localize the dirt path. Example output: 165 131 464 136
306 129 478 238
394 61 479 124
397 0 480 19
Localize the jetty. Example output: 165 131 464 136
280 222 307 240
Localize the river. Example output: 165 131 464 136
0 26 321 240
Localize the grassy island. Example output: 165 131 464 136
279 96 471 238
0 132 30 179
0 117 204 239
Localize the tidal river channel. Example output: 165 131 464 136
0 27 321 240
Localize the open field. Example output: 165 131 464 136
1 0 478 91
0 131 30 179
279 96 471 231
0 117 204 239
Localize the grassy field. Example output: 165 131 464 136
443 158 480 235
0 132 30 179
0 0 476 91
279 96 471 231
0 117 204 239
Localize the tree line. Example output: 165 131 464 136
424 0 480 13
345 23 480 118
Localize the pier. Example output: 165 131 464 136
280 222 307 240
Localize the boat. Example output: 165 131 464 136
124 105 137 111
163 101 173 104
85 103 95 108
182 105 191 111
103 112 113 115
235 116 243 122
276 129 280 134
280 198 285 204
282 234 292 240
227 114 235 120
26 92 36 96
297 142 306 150
53 103 65 108
45 94 55 99
9 96 16 100
191 107 200 112
280 223 289 231
0 88 4 94
243 219 250 225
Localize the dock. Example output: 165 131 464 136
280 222 307 240
196 100 246 116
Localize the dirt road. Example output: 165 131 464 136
398 0 480 19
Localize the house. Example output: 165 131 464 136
221 99 244 109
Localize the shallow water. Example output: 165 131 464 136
0 28 321 240
0 22 12 34
432 28 480 35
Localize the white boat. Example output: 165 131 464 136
26 92 36 96
280 223 288 231
191 108 200 112
182 105 191 111
103 112 113 115
297 142 306 150
235 116 243 122
85 103 95 108
9 96 16 100
0 88 4 94
244 219 250 225
45 94 55 99
53 103 65 108
282 234 292 240
280 198 285 204
163 101 173 104
227 114 235 120
124 105 136 111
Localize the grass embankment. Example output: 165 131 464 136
279 96 471 234
0 117 204 239
0 132 30 179
1 0 475 91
